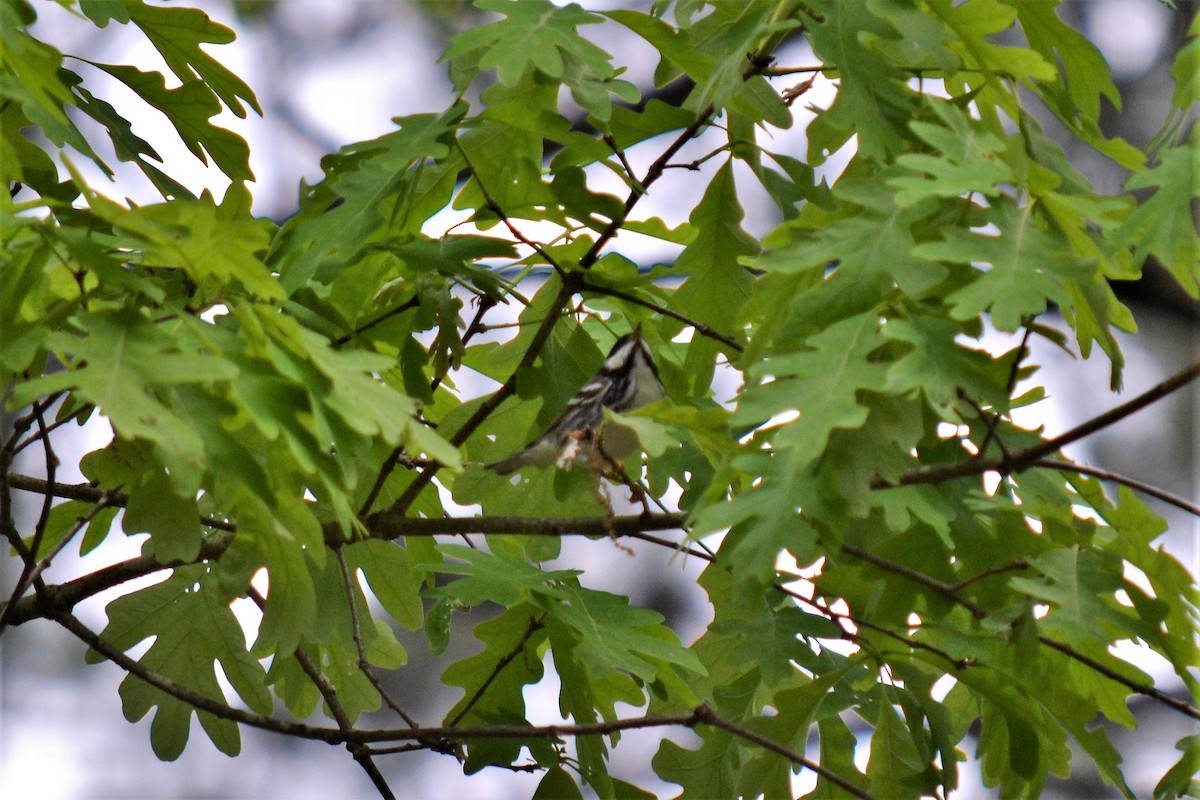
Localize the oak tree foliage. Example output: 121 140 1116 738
2 1 1198 798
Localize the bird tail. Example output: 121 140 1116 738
484 450 526 475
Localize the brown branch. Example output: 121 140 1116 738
2 535 234 627
12 403 86 456
248 588 397 799
4 472 236 531
838 545 1200 721
880 361 1200 490
949 560 1031 592
1037 636 1199 719
782 584 972 670
53 610 346 742
1034 458 1200 517
575 277 744 352
363 510 688 542
30 610 893 793
692 704 875 799
602 133 641 192
456 141 567 278
19 401 56 583
2 511 695 626
577 58 774 270
387 281 574 515
332 296 420 347
840 544 989 619
0 491 118 634
447 613 545 728
335 547 421 729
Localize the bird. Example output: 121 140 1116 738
485 327 665 475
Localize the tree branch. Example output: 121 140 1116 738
1 512 698 626
1036 636 1199 719
838 544 1200 721
42 606 893 795
1033 458 1200 517
53 609 346 742
334 546 421 729
447 613 545 728
0 490 116 634
248 587 398 800
363 510 687 541
575 277 744 352
333 295 420 347
879 361 1200 490
387 280 574 515
692 704 875 800
577 58 774 270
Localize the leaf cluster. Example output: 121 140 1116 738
2 1 1198 799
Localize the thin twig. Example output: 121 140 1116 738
1034 458 1200 517
363 510 688 542
0 498 120 635
456 141 567 278
973 323 1034 458
840 543 988 619
12 404 86 455
447 614 545 728
602 134 641 192
54 610 343 741
576 277 743 352
333 296 420 347
387 282 575 515
359 448 405 518
881 361 1200 490
335 547 421 728
2 535 235 627
430 295 498 393
838 545 1200 721
26 400 58 591
949 560 1031 592
4 473 235 531
692 704 875 799
1037 636 1199 719
577 59 774 270
248 588 397 800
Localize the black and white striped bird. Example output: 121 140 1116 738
486 328 665 474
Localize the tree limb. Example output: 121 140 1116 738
880 361 1200 490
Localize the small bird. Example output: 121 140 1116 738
486 327 665 474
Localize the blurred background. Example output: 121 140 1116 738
2 1 1196 797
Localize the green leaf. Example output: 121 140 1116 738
430 544 582 608
349 539 424 630
534 766 585 800
805 0 920 161
917 197 1092 331
0 10 97 160
126 2 260 117
672 161 758 337
1113 139 1200 298
92 64 253 183
889 100 1014 206
1011 0 1121 123
445 0 636 120
547 584 704 684
270 104 466 292
87 566 270 760
86 190 279 299
441 605 548 770
1154 735 1200 800
12 308 234 465
738 311 890 468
